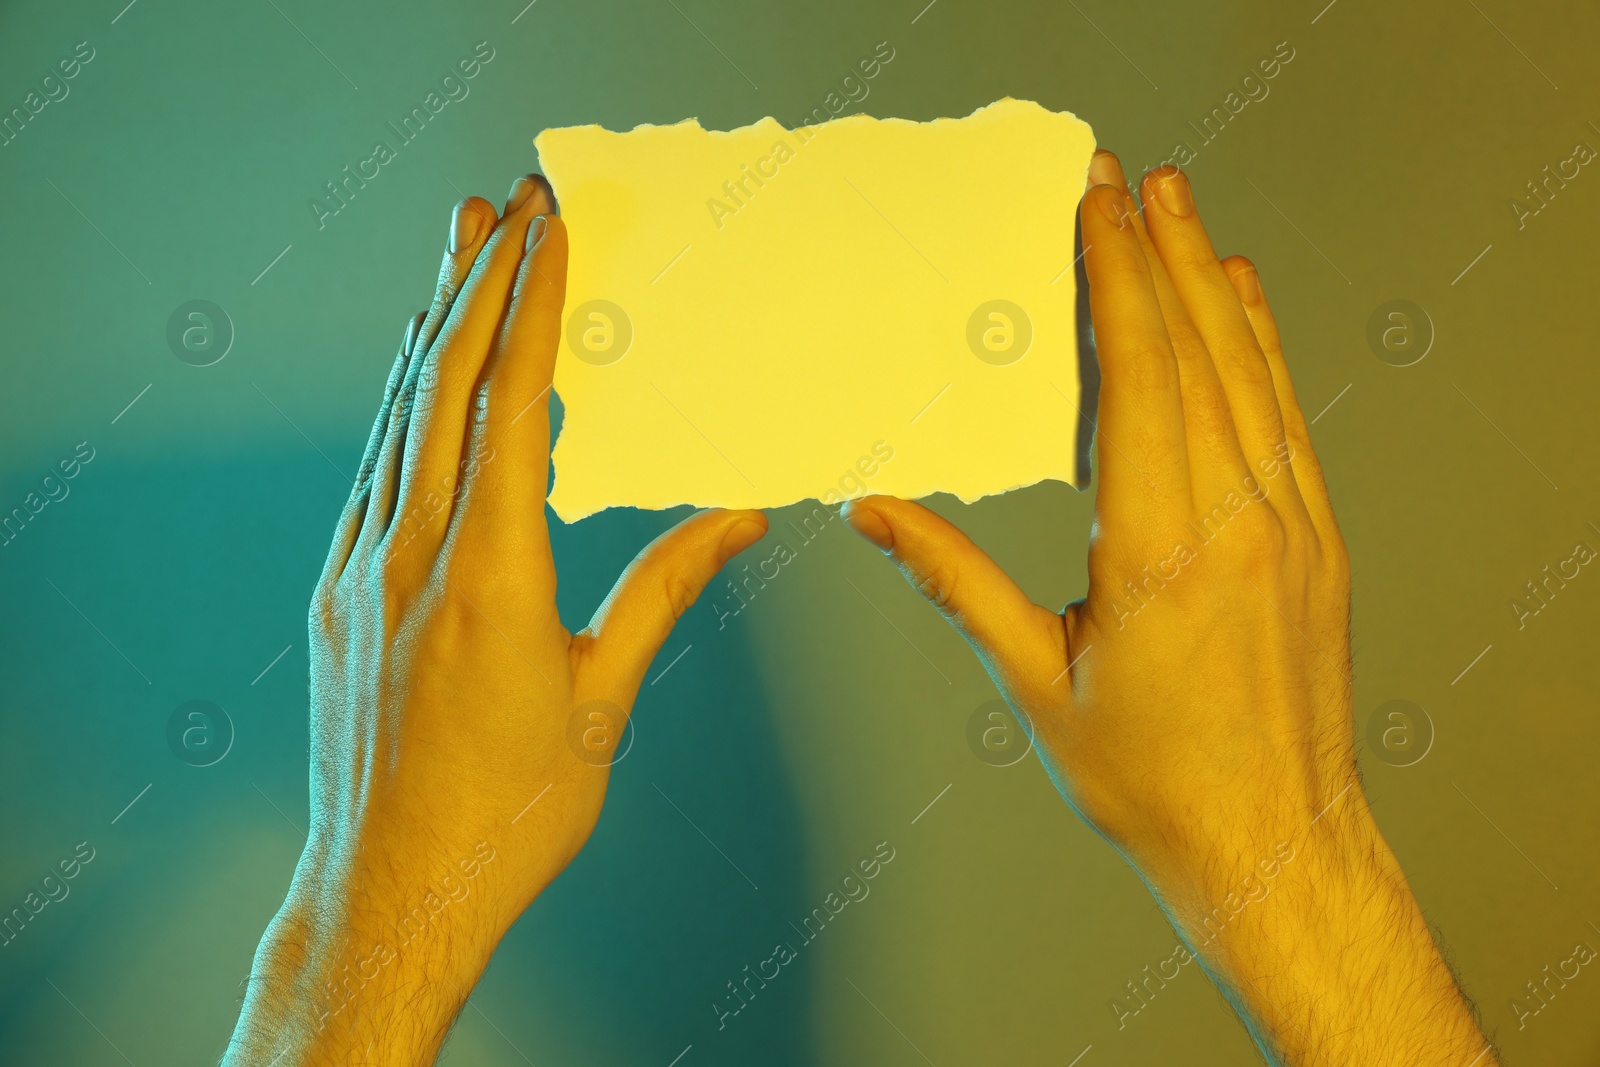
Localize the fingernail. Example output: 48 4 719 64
403 313 421 356
506 174 555 215
1088 150 1122 189
1092 184 1127 228
526 214 548 254
505 176 537 213
841 503 893 553
1153 169 1194 217
1232 266 1262 306
718 517 766 563
449 201 484 255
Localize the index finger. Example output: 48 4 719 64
455 211 569 588
1080 183 1190 523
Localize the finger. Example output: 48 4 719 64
1087 145 1113 195
455 211 567 591
1140 168 1312 527
415 198 503 371
1088 152 1245 501
362 197 499 553
1221 256 1340 544
389 175 555 555
1080 182 1191 521
323 313 423 586
840 496 1064 690
573 509 768 700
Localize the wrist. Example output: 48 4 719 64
225 837 507 1066
1175 809 1400 995
1154 803 1493 1065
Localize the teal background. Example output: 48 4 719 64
4 0 1600 1063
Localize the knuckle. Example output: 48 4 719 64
312 567 364 641
1101 233 1151 277
352 457 377 496
910 560 960 617
1121 341 1178 394
1165 318 1206 357
1195 495 1285 566
1215 342 1275 389
1171 241 1220 278
1186 390 1235 441
412 359 440 398
1234 508 1288 562
307 584 336 633
664 573 700 619
433 277 461 314
388 383 416 425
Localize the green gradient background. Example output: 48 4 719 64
3 0 1599 1063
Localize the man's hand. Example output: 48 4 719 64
841 152 1495 1066
224 175 767 1066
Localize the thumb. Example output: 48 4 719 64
840 496 1063 681
576 508 768 699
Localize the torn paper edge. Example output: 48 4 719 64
536 98 1100 520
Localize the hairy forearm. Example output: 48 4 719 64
224 851 500 1066
1162 810 1494 1067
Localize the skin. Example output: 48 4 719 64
841 152 1497 1065
222 175 767 1065
227 157 1496 1066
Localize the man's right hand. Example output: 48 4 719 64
841 151 1495 1066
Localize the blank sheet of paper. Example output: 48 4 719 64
535 98 1097 522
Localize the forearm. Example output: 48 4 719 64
1161 810 1493 1067
224 851 500 1067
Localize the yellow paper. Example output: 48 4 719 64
535 98 1097 522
